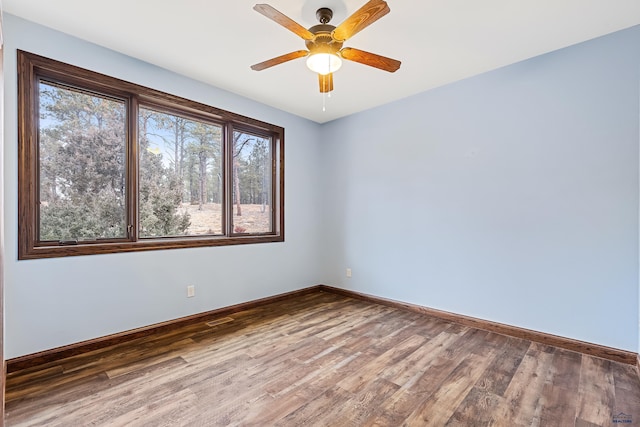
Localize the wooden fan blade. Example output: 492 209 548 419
251 50 309 71
319 73 334 93
340 47 401 72
253 4 314 40
332 0 390 42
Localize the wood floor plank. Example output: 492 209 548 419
381 331 461 388
242 350 376 425
337 334 427 393
612 361 640 420
538 384 579 427
104 337 196 378
5 291 636 427
330 378 400 426
488 342 556 427
445 386 504 426
403 360 489 425
537 349 582 426
97 387 199 427
5 365 64 392
6 356 188 423
363 355 462 426
402 348 498 425
472 336 531 397
274 385 353 426
576 356 615 426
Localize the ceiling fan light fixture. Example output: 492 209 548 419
306 53 342 75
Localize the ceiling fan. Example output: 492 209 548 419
250 0 401 93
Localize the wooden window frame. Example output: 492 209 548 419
17 50 284 259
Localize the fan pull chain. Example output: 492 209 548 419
323 54 331 109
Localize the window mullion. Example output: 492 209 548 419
224 124 234 236
272 135 279 234
128 96 139 242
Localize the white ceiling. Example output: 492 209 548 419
4 1 640 123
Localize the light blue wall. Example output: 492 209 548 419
320 26 640 352
4 14 640 358
3 15 324 358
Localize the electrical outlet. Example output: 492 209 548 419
187 285 195 298
346 268 352 278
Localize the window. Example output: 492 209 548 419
18 50 284 259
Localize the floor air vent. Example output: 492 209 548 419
206 317 234 327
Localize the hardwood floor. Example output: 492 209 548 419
5 291 640 426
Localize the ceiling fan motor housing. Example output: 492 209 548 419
306 24 343 54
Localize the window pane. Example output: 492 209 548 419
232 131 273 234
38 81 127 241
139 108 223 237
